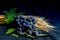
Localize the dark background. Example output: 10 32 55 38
0 0 60 40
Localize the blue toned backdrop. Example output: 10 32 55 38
0 0 60 40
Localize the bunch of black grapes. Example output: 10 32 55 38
15 15 40 36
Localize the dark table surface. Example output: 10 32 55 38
0 25 60 40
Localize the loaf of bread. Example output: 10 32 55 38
0 15 5 24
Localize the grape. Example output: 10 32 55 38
20 28 22 31
23 23 27 27
18 16 26 20
29 17 35 22
16 19 19 22
26 18 32 22
25 21 30 25
35 30 39 36
31 30 39 36
18 16 22 19
16 19 20 24
33 21 36 24
23 20 27 23
19 19 23 23
30 17 36 24
34 31 39 36
30 17 35 20
19 29 23 34
17 22 21 25
32 24 36 29
23 20 26 23
15 15 40 36
28 25 32 29
17 27 23 34
35 28 39 31
32 32 36 36
23 22 29 27
37 29 41 34
25 24 29 28
19 25 22 28
17 27 20 31
29 30 32 35
15 16 18 19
